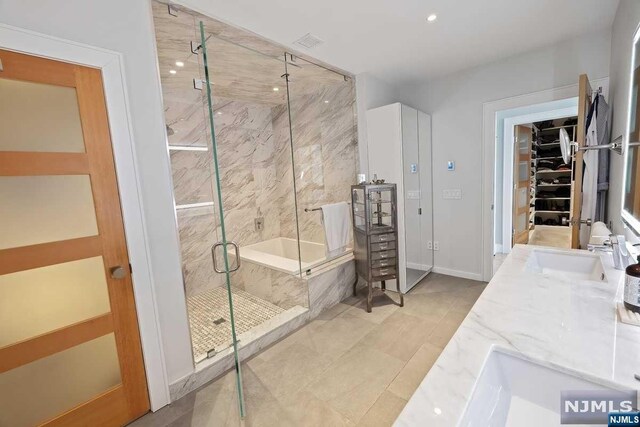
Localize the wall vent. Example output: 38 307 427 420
293 33 324 49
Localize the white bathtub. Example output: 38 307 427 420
238 237 351 275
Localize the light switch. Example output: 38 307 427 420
410 163 418 173
443 189 462 199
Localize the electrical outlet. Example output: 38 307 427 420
433 241 440 251
427 240 433 250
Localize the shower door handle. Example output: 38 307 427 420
211 241 241 274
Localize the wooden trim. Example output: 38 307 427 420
0 48 77 87
571 75 592 249
0 152 89 176
0 50 150 423
75 66 150 415
0 313 113 373
0 236 102 275
40 386 135 427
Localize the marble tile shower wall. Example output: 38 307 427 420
152 2 358 302
281 82 358 243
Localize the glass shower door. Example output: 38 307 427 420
197 21 305 420
199 22 246 418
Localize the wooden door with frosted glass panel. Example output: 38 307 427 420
512 125 532 245
0 50 149 426
570 74 593 248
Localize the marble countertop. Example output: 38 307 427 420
395 244 640 426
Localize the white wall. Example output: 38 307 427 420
607 0 640 237
356 72 414 177
404 30 612 279
0 0 194 391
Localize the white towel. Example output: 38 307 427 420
321 202 351 258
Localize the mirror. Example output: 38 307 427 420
559 127 572 165
622 27 640 232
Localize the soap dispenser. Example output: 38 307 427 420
624 256 640 313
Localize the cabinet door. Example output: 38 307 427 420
401 105 422 281
418 111 433 272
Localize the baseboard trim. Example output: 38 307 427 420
432 266 483 281
406 262 432 270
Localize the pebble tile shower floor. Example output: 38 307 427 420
188 287 285 363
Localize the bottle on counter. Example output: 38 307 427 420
624 256 640 313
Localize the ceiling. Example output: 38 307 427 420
178 0 619 85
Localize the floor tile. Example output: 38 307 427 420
248 341 332 400
287 312 377 361
308 343 405 422
427 309 468 348
400 291 453 323
341 289 401 324
358 311 437 362
356 391 407 427
449 284 487 314
387 343 443 400
133 272 483 427
279 390 355 427
410 273 480 295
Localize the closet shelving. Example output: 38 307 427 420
531 117 577 227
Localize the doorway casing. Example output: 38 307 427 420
0 23 171 410
498 104 578 253
481 77 609 282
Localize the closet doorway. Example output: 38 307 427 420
513 117 578 249
495 100 579 253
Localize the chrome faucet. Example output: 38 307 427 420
588 234 634 270
609 234 634 270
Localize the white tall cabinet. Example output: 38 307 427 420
366 103 433 293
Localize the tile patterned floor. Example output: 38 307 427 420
188 287 285 363
132 273 487 427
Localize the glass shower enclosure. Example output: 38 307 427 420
153 1 357 419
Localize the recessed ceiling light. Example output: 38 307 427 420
216 111 223 115
175 61 184 67
427 13 437 22
273 87 279 92
324 100 329 104
169 69 177 74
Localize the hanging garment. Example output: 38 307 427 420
579 95 601 248
594 94 611 221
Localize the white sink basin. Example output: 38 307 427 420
525 249 606 282
460 350 615 427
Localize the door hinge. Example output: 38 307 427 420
191 41 202 55
129 263 133 274
418 208 422 215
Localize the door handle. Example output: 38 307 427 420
211 241 241 274
564 217 592 226
110 266 127 279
